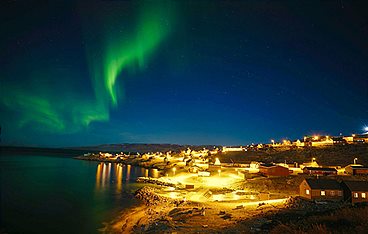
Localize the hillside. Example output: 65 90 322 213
216 144 368 166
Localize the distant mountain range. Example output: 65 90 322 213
69 143 220 153
0 143 221 155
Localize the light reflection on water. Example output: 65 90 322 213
94 162 160 191
0 155 161 234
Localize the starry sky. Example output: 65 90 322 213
0 0 367 147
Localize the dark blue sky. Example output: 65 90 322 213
0 0 367 147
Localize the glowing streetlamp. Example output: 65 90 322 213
312 157 316 163
271 139 275 145
354 158 358 165
364 126 368 133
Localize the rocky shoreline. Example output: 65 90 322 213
103 186 287 233
101 185 359 234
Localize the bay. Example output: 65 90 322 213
0 154 158 233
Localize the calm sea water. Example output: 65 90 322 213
0 154 159 233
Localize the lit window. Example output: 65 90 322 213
330 191 335 196
362 193 366 199
306 189 310 195
354 193 358 198
338 191 343 196
321 191 326 196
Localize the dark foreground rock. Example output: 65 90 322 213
134 186 170 206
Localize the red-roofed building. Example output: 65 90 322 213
259 163 290 176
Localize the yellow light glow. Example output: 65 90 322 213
212 194 223 201
116 164 122 192
96 164 102 190
107 163 111 179
102 163 107 187
214 157 221 166
173 167 176 175
151 168 159 178
126 165 131 181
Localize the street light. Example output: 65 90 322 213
271 139 275 145
354 158 358 165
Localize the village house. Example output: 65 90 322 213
293 139 305 147
299 179 368 204
343 135 355 144
191 149 208 158
341 180 368 204
99 152 113 158
208 157 221 173
249 161 260 169
282 140 292 146
343 134 368 144
222 146 245 152
299 178 343 201
259 163 290 176
345 165 368 175
300 159 319 169
354 134 368 143
209 148 219 155
303 135 334 147
303 167 337 176
331 137 346 145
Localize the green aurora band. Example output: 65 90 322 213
100 3 172 106
0 1 174 133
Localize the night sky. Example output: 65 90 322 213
1 0 367 147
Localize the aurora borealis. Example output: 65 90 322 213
84 1 174 107
1 1 174 139
1 1 367 146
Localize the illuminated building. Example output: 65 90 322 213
300 179 343 201
222 146 244 152
345 165 368 175
303 167 337 176
341 181 368 204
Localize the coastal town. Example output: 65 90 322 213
2 0 367 233
77 132 368 233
